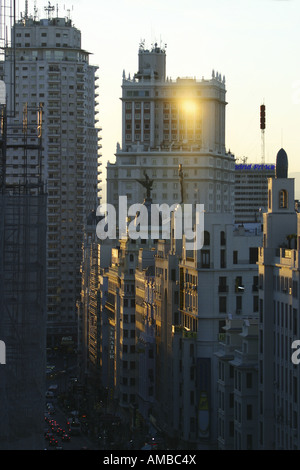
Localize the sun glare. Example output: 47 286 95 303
181 99 198 115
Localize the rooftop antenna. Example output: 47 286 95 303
44 1 55 20
260 102 266 164
25 0 29 20
33 0 38 21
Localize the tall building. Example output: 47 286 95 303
258 148 300 450
0 9 101 345
164 213 262 448
107 43 235 214
234 161 275 224
97 42 265 449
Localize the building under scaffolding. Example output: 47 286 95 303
0 98 47 449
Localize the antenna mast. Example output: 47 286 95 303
260 103 266 164
44 1 55 20
25 0 28 19
33 0 38 21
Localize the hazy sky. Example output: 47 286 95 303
25 1 300 177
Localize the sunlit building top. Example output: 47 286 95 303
121 43 227 154
107 43 234 213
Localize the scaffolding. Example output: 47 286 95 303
0 97 47 448
0 191 47 448
0 0 16 116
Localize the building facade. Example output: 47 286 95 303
258 148 300 449
234 161 275 224
216 317 259 450
98 42 267 449
0 11 101 345
107 44 235 214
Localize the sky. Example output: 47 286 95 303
21 0 300 190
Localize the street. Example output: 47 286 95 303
44 403 96 450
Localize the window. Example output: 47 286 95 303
253 275 259 292
249 247 258 264
203 231 210 246
246 373 252 388
220 250 226 269
201 250 210 268
218 276 227 292
236 296 242 313
235 276 243 293
279 189 288 208
220 231 226 246
219 296 227 314
233 251 238 264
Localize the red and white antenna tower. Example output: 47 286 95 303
260 103 266 164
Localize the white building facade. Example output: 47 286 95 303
107 44 235 213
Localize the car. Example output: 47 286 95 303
46 403 55 414
48 384 58 393
45 432 54 441
62 433 70 442
48 437 58 447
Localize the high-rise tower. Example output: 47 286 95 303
0 7 101 345
107 43 235 214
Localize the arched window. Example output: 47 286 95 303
279 190 288 209
204 231 210 246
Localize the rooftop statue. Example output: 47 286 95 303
178 164 184 204
136 171 154 200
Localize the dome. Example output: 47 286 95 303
275 148 288 178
